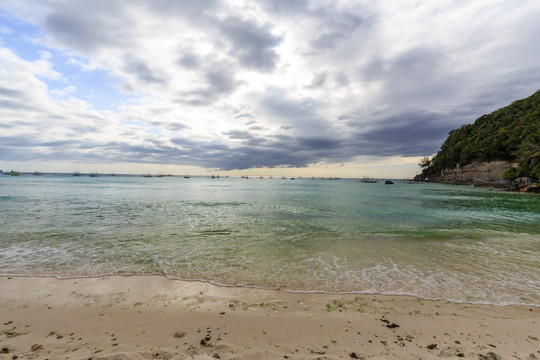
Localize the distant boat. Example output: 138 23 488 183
32 171 43 176
110 173 116 176
184 175 191 178
73 171 81 176
89 172 98 177
142 173 153 178
385 180 394 185
361 177 377 183
9 170 20 176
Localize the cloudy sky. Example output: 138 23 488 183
1 0 539 177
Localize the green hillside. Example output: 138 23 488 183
420 90 540 180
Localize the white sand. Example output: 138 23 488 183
0 276 538 359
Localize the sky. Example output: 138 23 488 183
0 0 539 178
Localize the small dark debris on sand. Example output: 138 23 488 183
380 318 399 328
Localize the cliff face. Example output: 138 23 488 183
428 160 514 183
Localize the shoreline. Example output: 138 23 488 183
419 179 540 193
3 273 539 308
1 276 538 359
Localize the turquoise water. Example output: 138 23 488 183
1 174 539 305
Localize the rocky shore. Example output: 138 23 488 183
415 160 539 193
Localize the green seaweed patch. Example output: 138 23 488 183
478 352 500 360
0 330 28 338
228 300 283 311
325 298 369 313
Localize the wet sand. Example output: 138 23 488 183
0 276 538 359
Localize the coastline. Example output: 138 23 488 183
1 276 538 360
418 178 540 193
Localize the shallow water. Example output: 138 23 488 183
1 174 539 305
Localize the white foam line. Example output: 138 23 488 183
2 272 539 308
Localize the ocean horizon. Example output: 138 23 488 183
1 174 539 306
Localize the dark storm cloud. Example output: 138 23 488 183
258 89 329 133
307 6 367 51
0 98 27 110
298 136 341 150
262 0 308 15
178 52 200 69
176 64 241 106
205 68 241 94
219 17 283 71
224 130 255 140
310 32 346 50
124 58 167 85
353 111 457 157
43 2 127 53
306 72 327 88
358 47 458 106
144 0 220 17
0 87 24 98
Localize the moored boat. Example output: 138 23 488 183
361 177 377 183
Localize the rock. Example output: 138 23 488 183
211 353 221 359
174 331 186 338
385 180 394 184
30 344 43 351
520 185 540 193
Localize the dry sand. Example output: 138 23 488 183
0 276 538 360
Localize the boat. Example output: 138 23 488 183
385 180 394 184
184 175 191 178
89 172 98 177
32 171 43 176
142 173 153 178
73 171 81 176
361 177 377 183
9 170 20 176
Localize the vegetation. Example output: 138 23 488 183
420 90 540 180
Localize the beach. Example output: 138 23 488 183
1 276 538 360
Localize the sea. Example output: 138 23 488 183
1 174 539 306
